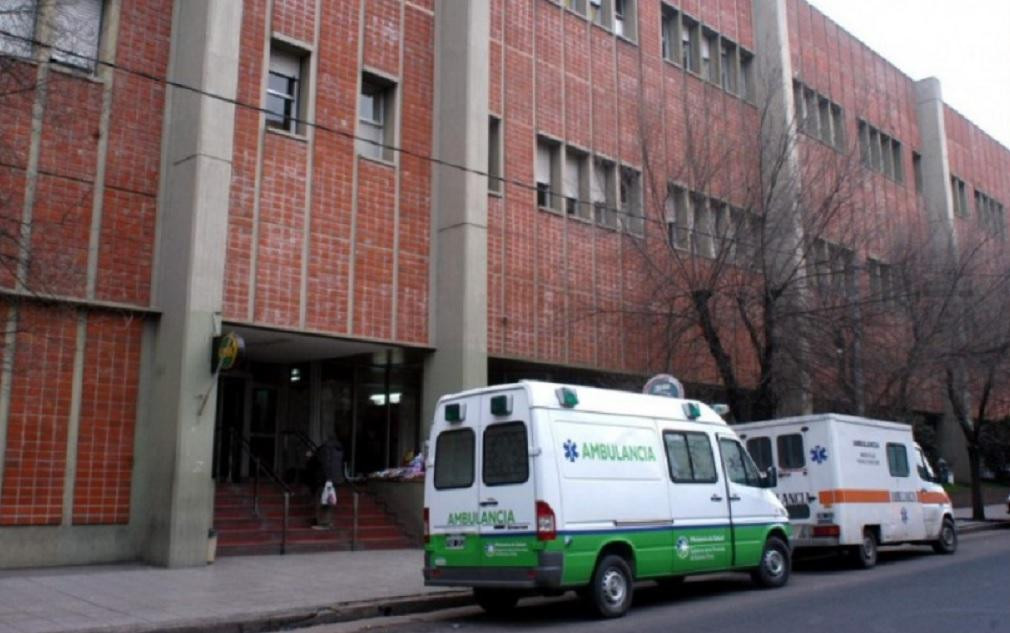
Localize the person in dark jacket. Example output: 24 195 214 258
312 437 345 529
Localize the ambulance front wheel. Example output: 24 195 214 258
472 588 519 615
751 536 790 588
589 554 634 618
931 517 957 555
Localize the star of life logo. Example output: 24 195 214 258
563 439 579 462
811 445 828 464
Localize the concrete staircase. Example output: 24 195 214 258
214 483 415 556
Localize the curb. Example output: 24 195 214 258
955 519 1010 534
65 591 474 633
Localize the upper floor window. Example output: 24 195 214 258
589 0 609 28
266 42 309 135
614 0 636 41
620 166 643 236
536 136 561 211
488 116 502 194
565 0 587 16
564 147 590 220
858 119 904 183
358 73 397 162
950 175 969 217
0 0 104 73
592 158 618 228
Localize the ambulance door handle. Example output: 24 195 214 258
710 494 724 502
729 495 741 502
479 499 498 507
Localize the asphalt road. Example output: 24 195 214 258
310 530 1010 633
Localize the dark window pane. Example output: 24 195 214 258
747 437 773 472
687 433 717 481
887 443 909 477
434 429 475 489
777 433 805 469
664 433 692 481
483 422 529 486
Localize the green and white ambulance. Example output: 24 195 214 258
422 381 791 618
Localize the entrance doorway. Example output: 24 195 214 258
213 354 422 485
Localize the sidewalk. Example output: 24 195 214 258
0 549 467 633
2 505 1007 633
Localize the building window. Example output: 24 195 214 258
830 104 844 148
950 175 968 217
912 152 923 194
592 158 618 228
488 116 502 194
661 4 679 63
536 136 561 211
565 0 587 15
358 73 396 161
666 184 690 250
589 0 609 28
701 28 718 82
266 42 310 135
563 147 590 220
868 258 896 303
614 0 636 41
720 38 737 94
620 166 643 236
681 15 699 73
739 49 754 101
691 193 713 256
974 188 1007 240
0 0 104 72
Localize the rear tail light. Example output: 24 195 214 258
423 507 430 544
536 500 556 541
813 524 840 538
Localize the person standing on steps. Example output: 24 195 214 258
311 436 345 529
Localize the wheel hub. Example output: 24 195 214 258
601 569 627 605
764 549 785 577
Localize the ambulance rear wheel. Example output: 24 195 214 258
473 588 519 615
589 555 634 618
931 517 957 555
751 536 790 588
853 528 878 568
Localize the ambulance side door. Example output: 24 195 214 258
662 426 733 574
718 435 780 568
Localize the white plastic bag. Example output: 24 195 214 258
320 480 337 506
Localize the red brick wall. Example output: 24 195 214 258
225 0 433 343
490 0 757 383
0 0 169 526
73 315 143 525
0 307 77 526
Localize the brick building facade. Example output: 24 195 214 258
0 0 1007 567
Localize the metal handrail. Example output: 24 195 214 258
234 435 292 555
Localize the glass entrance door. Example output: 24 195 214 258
249 384 280 475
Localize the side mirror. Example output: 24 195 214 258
763 467 778 488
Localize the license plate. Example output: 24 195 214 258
445 534 466 550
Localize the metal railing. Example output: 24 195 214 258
235 435 292 555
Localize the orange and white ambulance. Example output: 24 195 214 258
734 414 956 567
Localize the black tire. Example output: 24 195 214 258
588 554 634 618
852 528 878 569
931 517 957 555
751 536 791 588
472 588 519 616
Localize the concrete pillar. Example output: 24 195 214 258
751 0 812 416
914 78 970 482
421 0 491 435
142 0 242 567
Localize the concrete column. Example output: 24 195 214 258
142 0 242 567
421 0 491 433
914 78 969 481
751 0 812 416
914 78 958 258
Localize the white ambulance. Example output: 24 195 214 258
422 381 791 618
734 414 956 568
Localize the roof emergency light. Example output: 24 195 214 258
556 387 579 408
445 402 466 423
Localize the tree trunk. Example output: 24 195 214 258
691 290 744 418
967 443 985 521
